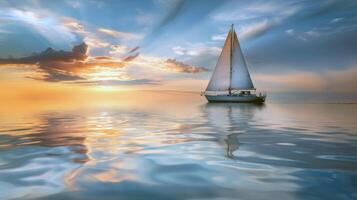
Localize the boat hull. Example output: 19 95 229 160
205 94 265 103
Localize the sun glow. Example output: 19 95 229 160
83 66 132 92
86 66 130 81
91 85 127 92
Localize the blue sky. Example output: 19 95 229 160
1 0 357 92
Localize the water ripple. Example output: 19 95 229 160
0 99 356 200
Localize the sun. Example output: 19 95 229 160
83 66 131 92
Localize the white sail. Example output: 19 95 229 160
206 25 254 92
206 30 232 91
231 31 254 90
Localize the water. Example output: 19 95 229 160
0 91 357 200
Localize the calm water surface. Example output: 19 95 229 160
0 91 357 200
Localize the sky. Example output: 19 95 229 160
1 0 357 96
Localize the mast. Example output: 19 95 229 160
228 24 233 96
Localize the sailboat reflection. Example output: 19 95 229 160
224 132 240 158
202 103 265 159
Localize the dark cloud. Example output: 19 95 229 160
28 69 85 82
0 43 90 81
0 43 139 82
0 43 88 64
128 46 140 53
165 59 208 73
123 53 140 62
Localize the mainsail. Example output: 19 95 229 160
206 25 254 93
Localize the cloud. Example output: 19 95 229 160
285 29 295 36
172 46 187 55
211 1 300 41
239 18 281 41
66 0 82 9
0 8 77 45
172 44 221 57
97 28 143 40
0 43 137 82
30 69 85 82
164 59 208 73
61 17 85 33
330 17 344 23
109 45 130 55
211 1 299 22
305 30 320 37
171 43 222 70
0 42 88 66
128 46 140 53
211 34 226 41
60 17 110 48
0 41 207 86
61 17 143 50
123 53 140 62
109 45 140 58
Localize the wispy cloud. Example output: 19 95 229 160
212 1 299 21
330 17 344 23
211 1 300 41
211 34 226 41
60 17 110 48
164 59 208 73
123 53 140 62
0 8 77 45
109 45 130 56
285 29 295 36
239 18 281 41
172 44 221 56
97 28 143 40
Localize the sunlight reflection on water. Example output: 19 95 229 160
0 91 357 200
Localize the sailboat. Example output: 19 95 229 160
203 24 266 103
